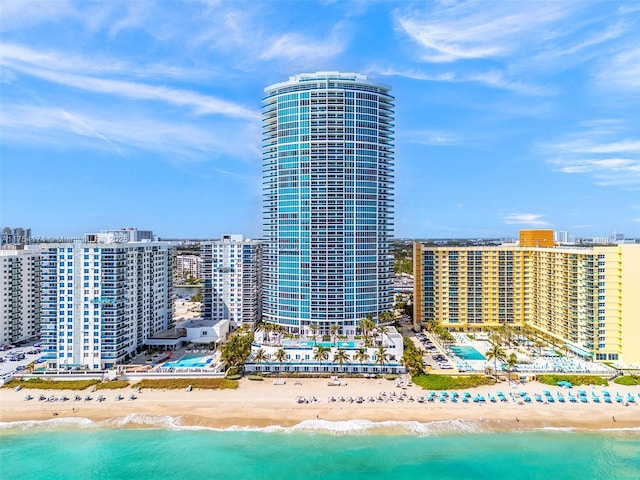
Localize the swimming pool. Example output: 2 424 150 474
451 346 486 360
163 355 212 368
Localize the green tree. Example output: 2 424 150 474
376 324 389 347
439 329 454 353
358 317 376 347
505 352 518 384
402 337 424 376
330 324 341 346
423 319 439 333
275 348 287 375
221 330 254 370
253 348 268 373
485 343 506 381
354 348 370 372
375 345 388 373
333 347 349 373
308 323 319 346
313 345 330 371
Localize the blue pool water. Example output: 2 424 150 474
451 345 486 360
163 355 211 368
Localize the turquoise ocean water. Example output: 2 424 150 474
1 418 639 479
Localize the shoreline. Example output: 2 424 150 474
1 378 639 433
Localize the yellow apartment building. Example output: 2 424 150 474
414 234 640 365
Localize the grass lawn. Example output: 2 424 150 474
411 373 494 390
133 378 238 390
613 376 640 386
94 380 130 390
537 374 608 386
3 378 100 390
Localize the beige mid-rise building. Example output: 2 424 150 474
414 232 640 365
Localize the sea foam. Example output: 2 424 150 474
2 416 637 437
0 417 94 431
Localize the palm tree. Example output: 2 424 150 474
375 345 388 374
424 319 438 333
506 352 518 384
378 310 394 324
262 322 273 345
275 348 287 375
354 347 370 373
313 345 329 371
440 329 454 353
330 324 340 346
254 348 268 373
308 323 319 346
358 317 375 346
376 324 389 347
220 330 254 369
333 348 349 373
270 324 286 346
485 343 506 381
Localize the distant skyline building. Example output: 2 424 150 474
0 246 41 345
85 227 155 243
414 231 640 366
175 254 202 281
1 227 31 246
262 72 394 335
40 234 173 370
201 234 263 330
555 231 569 244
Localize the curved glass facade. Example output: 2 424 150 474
262 72 394 335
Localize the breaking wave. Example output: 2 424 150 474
2 416 638 436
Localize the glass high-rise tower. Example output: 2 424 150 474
262 72 394 335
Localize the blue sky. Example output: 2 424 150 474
1 0 639 239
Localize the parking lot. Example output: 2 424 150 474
0 342 46 383
414 332 455 371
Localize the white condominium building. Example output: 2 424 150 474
175 254 203 281
0 247 41 345
201 234 263 330
40 236 173 371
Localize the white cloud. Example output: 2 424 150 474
595 46 640 92
0 42 230 82
108 2 147 36
542 135 640 188
502 213 550 227
0 104 259 161
395 2 574 63
372 67 456 82
466 70 553 96
260 25 347 62
551 139 640 154
552 157 640 187
0 0 77 31
404 129 459 146
375 65 550 95
542 22 628 60
0 45 258 120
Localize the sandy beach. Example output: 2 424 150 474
1 378 638 431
